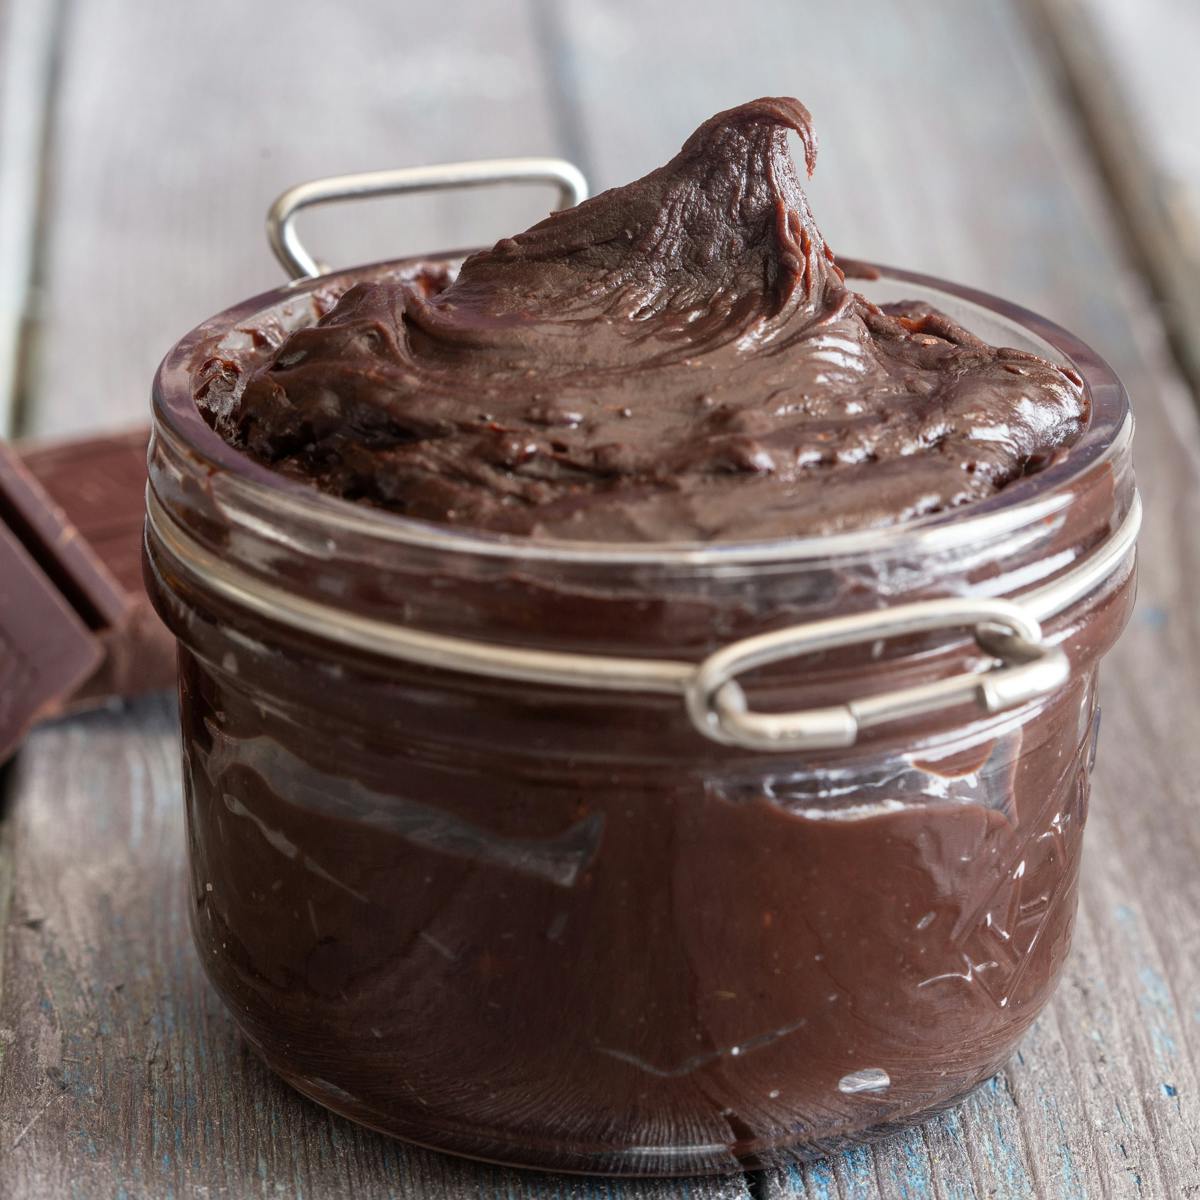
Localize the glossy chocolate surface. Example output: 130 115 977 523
209 98 1088 542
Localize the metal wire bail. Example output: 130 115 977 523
685 598 1068 752
267 159 590 280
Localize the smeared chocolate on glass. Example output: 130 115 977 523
210 97 1087 541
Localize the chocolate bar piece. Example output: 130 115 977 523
0 428 175 765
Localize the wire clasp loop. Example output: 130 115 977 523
267 159 590 280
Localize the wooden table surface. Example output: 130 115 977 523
1 2 1198 1196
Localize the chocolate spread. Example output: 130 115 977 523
215 97 1087 541
153 97 1137 1173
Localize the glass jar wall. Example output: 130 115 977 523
145 261 1136 1175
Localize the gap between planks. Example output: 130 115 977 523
0 0 69 438
1026 0 1200 400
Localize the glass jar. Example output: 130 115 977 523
144 259 1137 1176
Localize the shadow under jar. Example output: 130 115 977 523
144 258 1137 1177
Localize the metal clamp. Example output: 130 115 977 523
686 598 1068 751
266 159 590 280
146 487 1140 753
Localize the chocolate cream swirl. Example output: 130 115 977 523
217 97 1087 541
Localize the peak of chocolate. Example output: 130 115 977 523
211 97 1087 542
411 96 833 363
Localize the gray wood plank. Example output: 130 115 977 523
18 0 569 439
1036 0 1200 391
0 0 62 436
549 0 1200 1196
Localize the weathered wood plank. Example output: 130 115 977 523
19 0 568 440
0 0 62 436
1036 0 1200 391
550 0 1200 1196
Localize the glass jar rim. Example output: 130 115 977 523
153 256 1132 568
